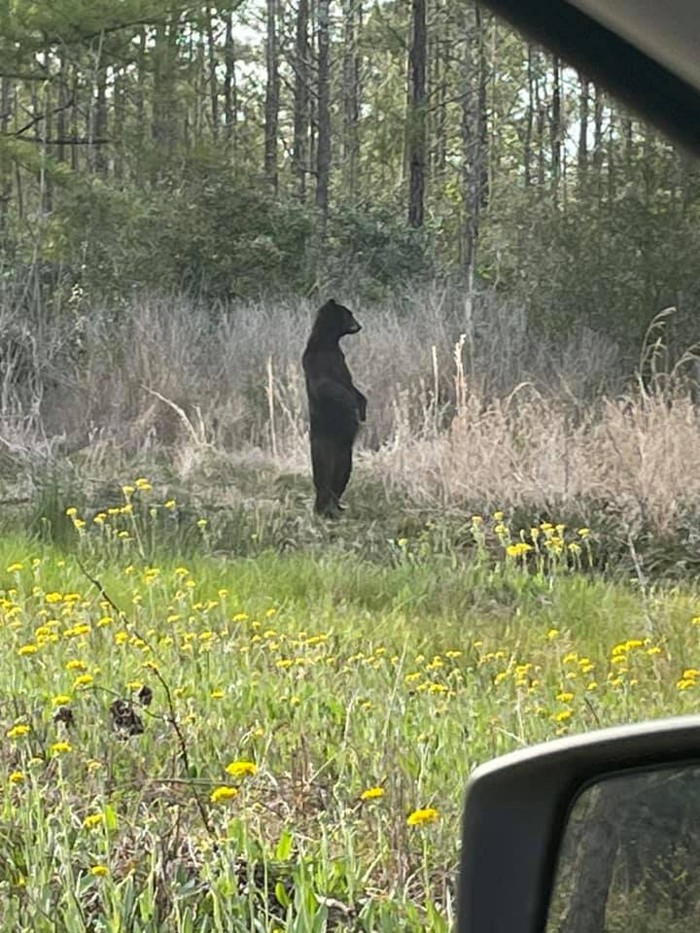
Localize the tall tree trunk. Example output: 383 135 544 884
0 74 12 236
342 0 361 201
316 0 331 223
550 54 562 195
293 0 310 199
309 0 318 189
206 6 219 139
113 67 124 180
607 109 616 202
407 0 427 228
134 29 146 179
152 16 181 178
192 30 204 144
524 46 534 187
461 4 487 275
95 63 109 177
56 54 67 166
434 3 448 175
31 63 47 212
264 0 279 191
477 7 489 214
223 12 237 145
593 86 604 201
41 48 53 212
534 51 546 187
427 2 437 175
578 74 589 185
70 65 79 172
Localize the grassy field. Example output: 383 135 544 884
1 479 700 930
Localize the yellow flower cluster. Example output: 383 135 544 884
470 512 594 571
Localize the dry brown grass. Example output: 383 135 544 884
380 386 700 535
0 285 697 537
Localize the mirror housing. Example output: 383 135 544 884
457 715 700 932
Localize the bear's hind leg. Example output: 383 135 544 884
332 441 353 507
311 434 340 517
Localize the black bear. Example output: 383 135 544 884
302 299 367 517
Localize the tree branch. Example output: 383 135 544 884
9 136 110 145
13 96 75 138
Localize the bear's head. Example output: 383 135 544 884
312 299 362 341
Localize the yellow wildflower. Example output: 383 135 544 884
407 807 440 826
225 760 258 779
6 724 31 739
210 786 239 804
83 813 103 830
73 674 94 690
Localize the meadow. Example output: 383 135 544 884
2 478 700 931
0 290 699 928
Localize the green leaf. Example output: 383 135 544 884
275 881 290 909
275 828 293 861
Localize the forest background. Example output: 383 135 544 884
0 0 700 559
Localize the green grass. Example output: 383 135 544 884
1 490 700 930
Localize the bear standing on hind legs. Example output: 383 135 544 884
302 300 367 518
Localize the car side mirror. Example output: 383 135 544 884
457 715 700 932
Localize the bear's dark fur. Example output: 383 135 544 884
302 299 367 517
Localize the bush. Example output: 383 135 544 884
325 204 434 295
